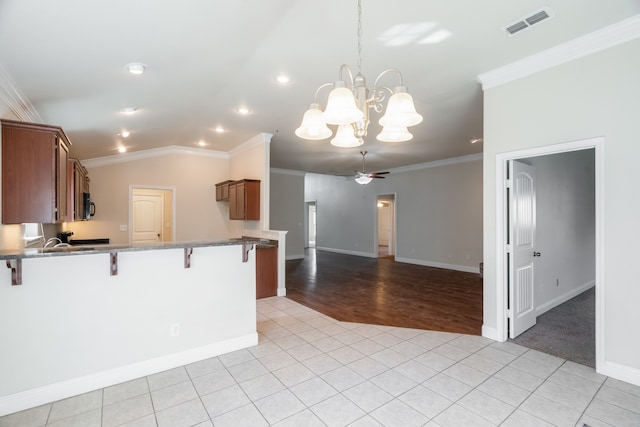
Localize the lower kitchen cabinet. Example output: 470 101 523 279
256 245 277 299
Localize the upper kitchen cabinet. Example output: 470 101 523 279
1 119 71 224
215 180 233 202
229 179 260 220
68 158 90 221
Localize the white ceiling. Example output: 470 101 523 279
1 0 638 175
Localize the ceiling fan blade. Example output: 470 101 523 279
370 175 386 179
371 171 390 175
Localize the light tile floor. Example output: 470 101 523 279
2 297 640 427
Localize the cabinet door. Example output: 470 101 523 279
236 182 246 219
228 183 239 220
244 181 260 220
256 246 277 298
56 137 70 222
1 126 56 224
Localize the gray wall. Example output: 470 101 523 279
304 156 483 272
270 169 305 259
527 150 595 314
483 37 640 381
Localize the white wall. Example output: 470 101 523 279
76 150 230 244
0 245 257 415
305 156 483 272
270 169 305 259
228 134 271 237
482 38 640 383
528 150 595 314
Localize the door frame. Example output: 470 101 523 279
304 201 317 248
375 193 397 258
494 137 604 370
129 185 176 243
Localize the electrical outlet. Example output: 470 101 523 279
119 224 127 231
170 323 180 337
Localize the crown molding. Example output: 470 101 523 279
0 65 42 122
229 133 273 157
82 145 228 168
388 153 483 174
478 14 640 89
270 168 306 177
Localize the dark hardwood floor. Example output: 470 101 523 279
285 249 483 335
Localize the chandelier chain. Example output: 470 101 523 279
357 0 362 75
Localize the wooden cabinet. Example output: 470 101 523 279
1 119 71 224
256 245 277 299
215 180 233 201
68 158 90 221
228 179 260 220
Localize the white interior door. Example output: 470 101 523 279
378 203 390 245
132 194 163 243
509 160 538 338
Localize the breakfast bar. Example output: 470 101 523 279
0 239 262 416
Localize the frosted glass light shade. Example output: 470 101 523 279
376 126 413 142
330 124 363 148
295 104 332 140
355 175 373 185
322 84 364 125
379 91 423 127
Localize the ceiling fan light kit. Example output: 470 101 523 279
354 151 389 185
295 0 422 147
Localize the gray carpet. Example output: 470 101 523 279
510 287 595 368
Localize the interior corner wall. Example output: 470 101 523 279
269 171 305 259
228 140 268 236
67 153 230 244
304 159 483 271
482 39 640 380
527 150 595 313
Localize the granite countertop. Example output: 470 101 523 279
0 238 266 260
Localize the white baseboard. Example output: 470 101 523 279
285 254 305 260
315 247 376 258
395 257 480 274
536 281 595 316
0 333 258 417
482 325 502 342
277 288 287 296
600 360 640 388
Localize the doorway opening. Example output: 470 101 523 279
306 201 316 248
130 186 175 244
376 194 396 259
495 138 603 370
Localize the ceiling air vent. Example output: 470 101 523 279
504 7 554 36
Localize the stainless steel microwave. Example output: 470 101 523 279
82 192 96 220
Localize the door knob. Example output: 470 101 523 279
533 251 541 257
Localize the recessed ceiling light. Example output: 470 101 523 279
120 107 137 115
276 74 290 84
237 106 251 115
118 147 127 153
214 126 225 133
119 130 130 138
124 62 146 75
197 140 206 147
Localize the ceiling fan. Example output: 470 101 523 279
355 151 389 185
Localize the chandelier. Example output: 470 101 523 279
295 0 422 147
